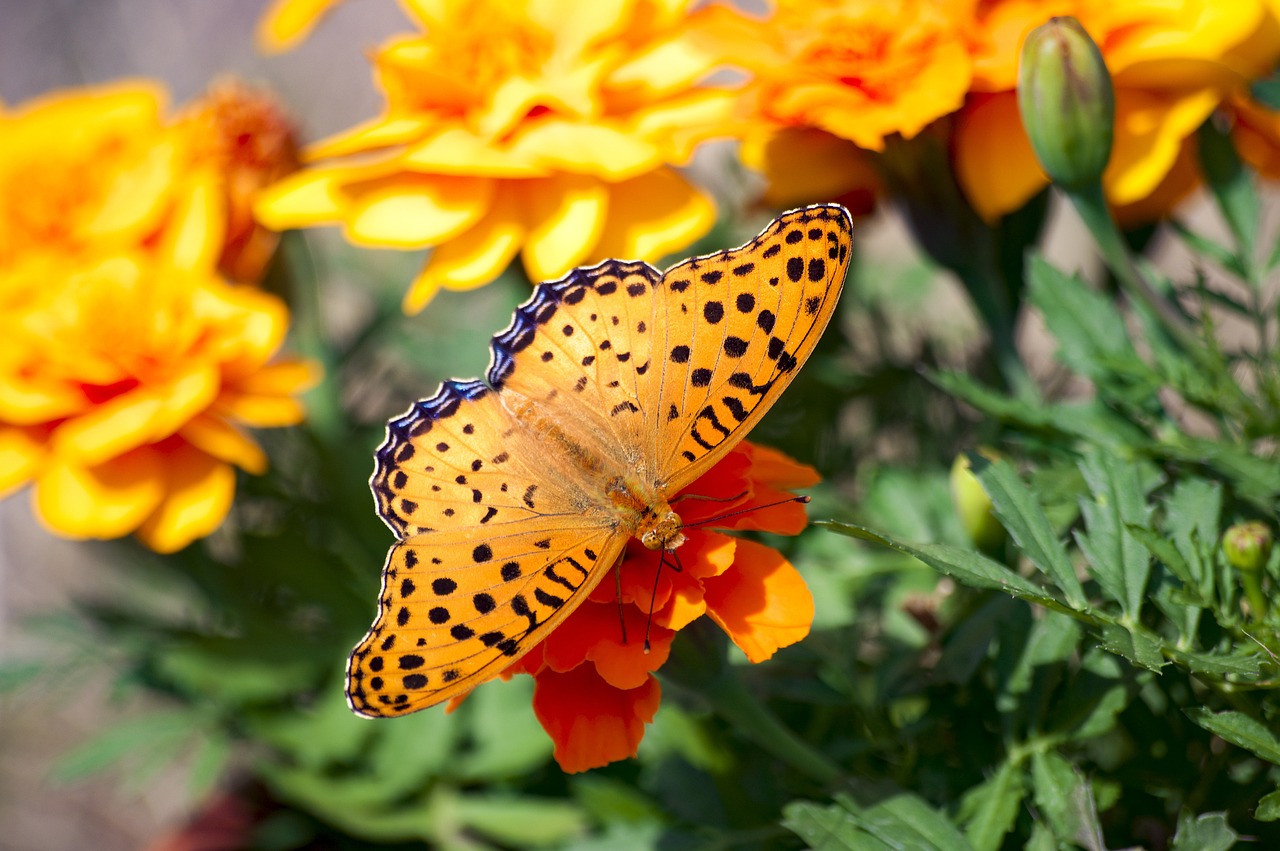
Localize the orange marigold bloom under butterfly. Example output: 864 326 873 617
491 442 818 773
0 81 313 552
952 0 1280 220
254 0 736 312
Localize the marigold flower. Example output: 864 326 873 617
1227 92 1280 179
255 0 735 313
462 441 818 773
0 81 313 552
710 0 970 209
256 0 345 53
953 0 1280 220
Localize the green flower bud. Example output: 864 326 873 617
1223 522 1272 574
950 451 1007 555
1017 16 1115 190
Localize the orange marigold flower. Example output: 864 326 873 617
953 0 1280 220
485 441 818 773
711 0 970 209
0 81 314 552
255 0 734 313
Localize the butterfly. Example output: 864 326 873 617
346 204 853 717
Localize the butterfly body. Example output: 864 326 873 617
348 204 852 717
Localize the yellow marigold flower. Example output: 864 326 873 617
0 81 314 552
255 0 732 313
257 0 345 53
709 0 970 209
953 0 1280 220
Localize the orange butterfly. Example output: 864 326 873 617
346 204 852 716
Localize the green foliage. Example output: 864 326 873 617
15 122 1280 850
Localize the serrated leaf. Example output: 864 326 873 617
1095 621 1166 671
1074 451 1159 619
1171 811 1237 851
51 709 202 783
783 800 889 851
1185 709 1280 765
972 458 1087 608
958 760 1026 851
818 522 1068 613
1169 648 1264 678
1026 256 1143 384
1169 220 1248 279
1030 752 1105 851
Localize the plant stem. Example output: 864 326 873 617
281 232 345 444
1064 182 1199 351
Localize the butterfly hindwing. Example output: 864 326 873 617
648 204 852 491
347 521 627 715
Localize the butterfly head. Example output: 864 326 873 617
640 509 686 552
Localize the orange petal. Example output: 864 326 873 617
179 413 268 474
517 173 609 282
588 168 714 262
34 447 165 539
531 666 661 773
1231 94 1280 179
542 601 671 689
703 539 813 663
0 425 44 496
741 127 881 211
954 91 1047 221
230 359 321 397
1104 87 1219 206
160 171 225 273
136 444 236 553
744 441 821 490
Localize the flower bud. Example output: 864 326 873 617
1223 522 1272 574
950 451 1007 555
1017 17 1114 190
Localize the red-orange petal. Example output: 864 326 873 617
542 601 672 690
531 666 661 773
703 539 814 663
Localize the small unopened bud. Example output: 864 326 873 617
950 451 1007 555
1017 17 1114 190
1223 522 1272 574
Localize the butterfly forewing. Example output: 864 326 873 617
647 205 852 490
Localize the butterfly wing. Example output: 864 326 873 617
353 379 625 714
646 204 852 491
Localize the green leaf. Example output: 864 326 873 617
972 457 1087 608
1252 72 1280 110
1168 647 1264 678
51 709 202 783
957 760 1026 851
1030 751 1105 850
818 522 1067 612
1074 450 1160 619
1026 255 1143 385
1169 220 1248 280
1198 120 1259 270
1171 811 1238 851
455 675 552 780
783 793 975 851
1095 621 1166 672
453 793 588 847
783 800 889 851
0 661 44 693
1256 788 1280 822
1184 709 1280 765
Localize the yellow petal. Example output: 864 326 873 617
954 92 1048 221
508 120 663 181
35 449 165 539
628 90 740 164
517 174 609 282
179 413 268 474
52 364 220 466
305 114 435 161
0 425 43 497
1104 87 1219 205
401 128 546 176
135 446 236 553
0 373 84 424
741 127 880 210
254 169 351 229
232 359 321 397
608 31 718 97
256 0 344 53
403 187 526 313
83 134 181 243
159 172 225 272
528 0 632 55
345 175 495 248
214 393 307 428
588 168 714 262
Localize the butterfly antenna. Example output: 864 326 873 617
643 548 670 654
685 495 811 529
672 489 748 505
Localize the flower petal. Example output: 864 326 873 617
256 0 343 53
740 127 880 212
179 413 268 474
34 448 165 539
1104 87 1219 205
345 175 495 249
588 168 714 262
402 128 546 177
159 171 226 272
542 601 672 689
517 174 609 282
531 666 661 773
0 425 44 496
254 168 352 229
509 121 663 181
954 91 1047 221
135 444 236 553
306 115 435 161
703 539 813 663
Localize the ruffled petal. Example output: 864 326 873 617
542 601 671 689
160 171 225 273
135 444 236 553
34 447 166 539
703 539 814 663
1104 87 1219 205
517 174 609 282
531 666 661 773
179 413 268 474
344 175 495 249
740 126 880 211
402 128 546 177
588 168 714 262
509 120 664 181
